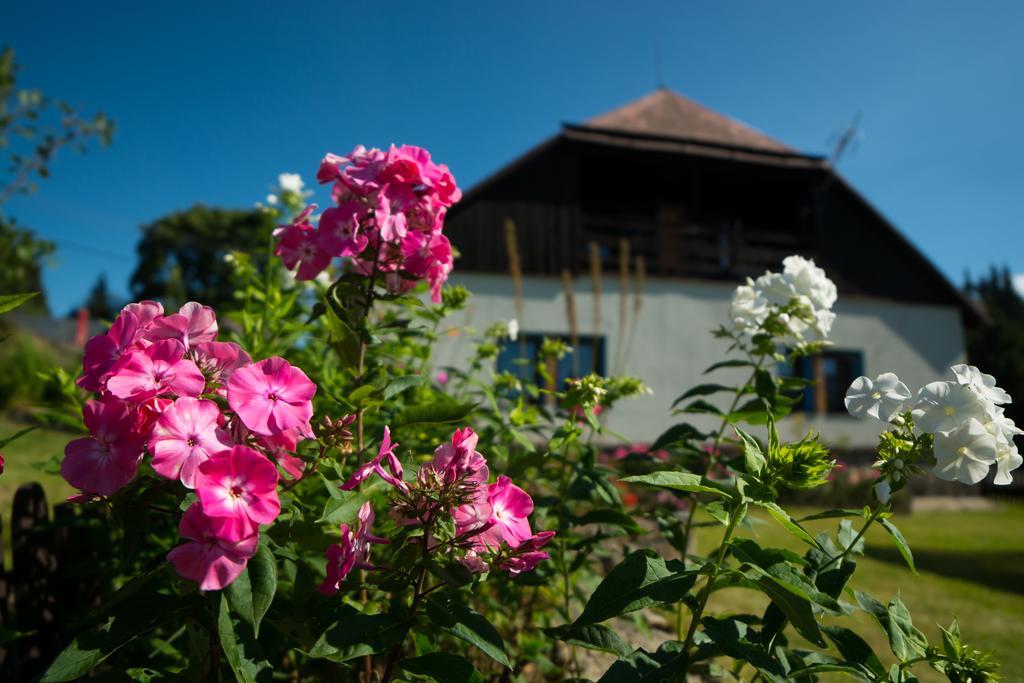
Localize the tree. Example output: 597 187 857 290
0 46 114 203
0 45 114 313
130 204 276 311
72 273 116 320
965 266 1024 425
0 215 55 313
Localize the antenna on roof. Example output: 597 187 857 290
655 41 664 89
829 111 862 167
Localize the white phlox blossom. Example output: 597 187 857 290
932 418 998 485
507 319 519 343
848 364 1021 487
912 381 989 435
951 363 1012 405
728 255 837 341
278 173 305 195
844 373 912 423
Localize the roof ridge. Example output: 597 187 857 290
582 88 794 153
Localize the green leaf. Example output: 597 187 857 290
798 508 865 522
822 625 887 678
748 568 826 647
544 623 632 658
621 471 731 498
0 291 38 314
393 401 476 429
226 541 277 637
650 423 707 450
575 550 697 625
322 302 361 368
753 500 821 550
727 397 771 424
854 591 928 661
703 359 753 374
348 383 380 406
382 374 427 400
571 508 643 534
402 653 486 683
886 594 928 660
734 426 765 475
41 595 188 682
729 538 805 569
677 399 723 416
754 368 777 401
445 604 511 669
671 384 734 408
307 608 410 662
318 489 367 525
879 517 916 574
218 595 272 683
0 425 37 449
700 617 787 682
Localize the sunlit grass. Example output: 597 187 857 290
694 504 1024 682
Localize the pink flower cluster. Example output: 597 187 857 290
66 300 317 590
320 427 552 594
274 145 461 302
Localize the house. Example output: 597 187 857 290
436 88 982 450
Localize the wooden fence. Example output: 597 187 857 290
0 483 104 682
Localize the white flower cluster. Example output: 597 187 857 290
259 172 313 209
729 255 837 342
845 365 1022 487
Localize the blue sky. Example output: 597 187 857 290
5 1 1023 314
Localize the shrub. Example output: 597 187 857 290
27 149 1011 683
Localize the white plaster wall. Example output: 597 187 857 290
434 274 966 449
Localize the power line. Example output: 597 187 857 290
53 238 133 261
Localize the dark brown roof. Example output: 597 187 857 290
582 87 793 154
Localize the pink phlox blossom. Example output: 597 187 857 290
374 187 409 242
227 357 315 437
135 396 175 437
78 310 142 392
460 549 489 574
316 152 348 184
259 428 307 481
317 201 369 257
105 339 205 401
150 397 233 488
167 503 258 590
471 476 535 551
121 300 164 328
275 205 332 281
318 501 388 595
427 427 488 484
193 341 252 392
497 530 554 575
62 398 145 496
146 302 218 351
195 445 281 539
341 426 406 491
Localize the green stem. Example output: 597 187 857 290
764 503 887 652
679 355 765 557
819 503 886 573
380 518 434 683
682 502 747 660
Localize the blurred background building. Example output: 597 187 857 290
438 88 984 454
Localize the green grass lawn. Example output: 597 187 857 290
694 504 1024 681
0 415 75 531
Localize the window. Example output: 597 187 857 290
784 350 864 414
496 333 605 393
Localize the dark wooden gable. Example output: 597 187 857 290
443 91 984 326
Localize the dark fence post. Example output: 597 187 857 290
10 483 56 681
